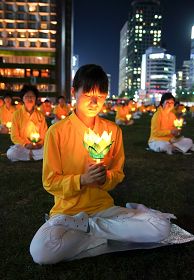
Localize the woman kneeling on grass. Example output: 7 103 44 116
30 64 175 264
7 85 48 162
148 92 194 155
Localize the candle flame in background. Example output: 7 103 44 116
6 121 12 133
174 118 184 130
6 122 12 129
30 132 40 145
126 114 132 121
83 129 113 161
61 115 66 119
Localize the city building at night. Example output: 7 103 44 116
189 25 194 89
118 21 129 96
0 0 57 96
119 0 162 97
141 47 176 103
182 60 190 90
176 70 183 91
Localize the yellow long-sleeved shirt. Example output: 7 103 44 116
53 104 69 119
148 106 176 143
115 105 129 122
43 111 125 216
11 105 48 146
0 104 16 125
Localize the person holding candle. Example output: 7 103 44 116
51 95 70 124
115 102 134 126
30 64 175 264
0 93 16 134
40 99 54 119
6 85 48 161
148 92 194 155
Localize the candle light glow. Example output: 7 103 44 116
6 121 12 133
30 132 40 145
83 129 113 163
174 118 183 130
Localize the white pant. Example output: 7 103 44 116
149 137 194 154
7 144 44 161
30 204 174 264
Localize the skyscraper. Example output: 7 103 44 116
0 0 57 96
0 0 73 100
141 47 176 103
189 25 194 89
119 0 162 97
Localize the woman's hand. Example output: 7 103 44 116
171 129 180 137
24 143 43 150
81 162 106 187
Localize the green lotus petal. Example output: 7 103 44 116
87 146 103 159
101 143 112 156
83 141 89 151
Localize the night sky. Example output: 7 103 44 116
73 0 194 94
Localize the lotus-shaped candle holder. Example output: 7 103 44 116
174 118 183 130
83 129 113 163
126 114 132 121
29 132 40 146
6 121 12 133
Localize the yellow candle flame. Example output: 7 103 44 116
61 115 66 119
6 122 12 129
174 118 183 129
126 114 132 121
84 129 112 147
30 132 40 143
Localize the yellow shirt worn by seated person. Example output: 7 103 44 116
11 105 48 146
0 104 16 125
148 106 176 143
115 105 129 122
43 111 125 216
53 104 69 120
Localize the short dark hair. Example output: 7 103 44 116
72 64 108 93
160 92 175 106
57 95 65 101
3 92 12 99
20 84 39 100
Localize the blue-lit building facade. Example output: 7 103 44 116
119 0 162 97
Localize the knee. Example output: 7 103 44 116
30 237 49 265
30 236 62 265
146 217 171 242
7 148 17 162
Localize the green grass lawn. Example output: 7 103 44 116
1 114 194 280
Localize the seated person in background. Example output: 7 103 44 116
40 99 54 118
7 85 48 162
30 64 174 265
115 102 133 126
0 97 4 108
0 93 16 134
148 92 194 155
14 98 23 111
51 95 70 124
